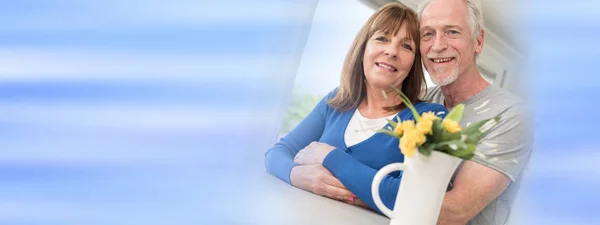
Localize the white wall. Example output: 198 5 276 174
293 0 524 96
293 0 374 96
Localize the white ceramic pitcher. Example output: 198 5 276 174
371 150 462 225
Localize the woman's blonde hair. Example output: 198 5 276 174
328 2 425 111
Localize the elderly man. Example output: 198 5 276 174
418 0 532 224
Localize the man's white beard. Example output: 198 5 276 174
430 65 459 86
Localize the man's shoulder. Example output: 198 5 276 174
484 85 524 105
423 86 444 104
456 85 530 130
476 85 527 118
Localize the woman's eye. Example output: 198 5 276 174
375 36 388 41
402 44 413 51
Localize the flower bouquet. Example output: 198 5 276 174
377 86 500 160
371 86 499 225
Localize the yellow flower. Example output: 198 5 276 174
416 118 433 135
394 120 415 136
443 119 462 133
414 131 426 145
401 120 415 130
420 111 440 121
393 123 404 136
398 125 426 157
416 112 439 135
399 135 416 157
405 129 426 145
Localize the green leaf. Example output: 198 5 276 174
418 144 434 156
434 139 467 150
431 119 444 143
386 118 398 129
377 129 400 138
441 130 461 142
450 146 472 158
423 133 434 145
434 142 475 160
390 85 420 121
445 104 465 122
462 116 500 144
447 143 477 160
461 119 490 136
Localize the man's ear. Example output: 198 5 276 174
474 29 484 54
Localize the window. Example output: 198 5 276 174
280 0 375 135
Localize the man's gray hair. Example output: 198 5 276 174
417 0 484 39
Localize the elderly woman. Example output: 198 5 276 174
264 3 447 213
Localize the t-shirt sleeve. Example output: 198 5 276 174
470 103 533 181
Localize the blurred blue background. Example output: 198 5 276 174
516 0 600 224
0 0 599 224
0 0 317 224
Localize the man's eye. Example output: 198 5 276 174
422 32 433 37
447 30 459 35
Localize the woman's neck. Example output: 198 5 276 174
359 87 401 119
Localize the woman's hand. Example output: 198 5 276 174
345 196 372 210
294 141 336 165
290 164 354 202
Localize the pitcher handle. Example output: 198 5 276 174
371 163 408 218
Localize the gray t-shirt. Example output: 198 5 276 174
424 85 532 225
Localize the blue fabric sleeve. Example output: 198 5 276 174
323 149 398 214
322 103 448 214
264 92 332 184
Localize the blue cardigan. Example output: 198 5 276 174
264 89 448 214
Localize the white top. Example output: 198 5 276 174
344 109 396 147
